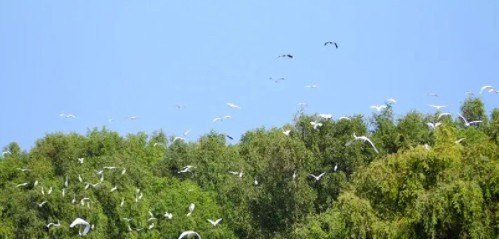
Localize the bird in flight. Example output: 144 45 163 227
127 116 139 120
437 112 452 120
338 116 351 121
310 121 323 130
429 105 447 110
178 230 202 239
347 133 379 153
277 54 293 59
324 41 338 48
386 98 397 104
426 122 442 130
458 114 482 127
309 173 326 181
480 85 494 94
213 115 232 123
318 113 332 120
70 218 91 236
269 77 286 83
59 113 76 119
226 103 241 109
178 165 195 173
305 84 319 89
283 130 291 136
37 201 48 207
207 218 222 227
370 105 387 112
46 220 61 229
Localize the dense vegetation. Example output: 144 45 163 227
1 97 497 239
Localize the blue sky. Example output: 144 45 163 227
1 1 498 150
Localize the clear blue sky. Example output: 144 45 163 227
1 1 498 150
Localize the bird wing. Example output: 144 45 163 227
215 218 222 224
70 218 89 228
318 172 325 179
364 138 379 153
457 114 468 124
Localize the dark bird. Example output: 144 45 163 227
277 54 293 59
225 135 234 140
269 77 286 83
324 41 338 48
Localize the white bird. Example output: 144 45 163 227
16 168 30 172
84 183 90 190
212 115 232 123
16 182 28 188
455 138 466 144
458 114 482 127
309 173 326 181
78 174 83 182
47 187 53 195
228 171 243 178
207 218 222 227
310 121 323 130
41 186 45 195
59 113 76 119
46 220 61 229
427 122 442 130
480 85 494 94
92 182 101 188
186 203 195 217
78 158 84 164
348 133 379 153
110 185 118 192
121 168 127 175
34 180 39 187
164 212 173 220
226 103 241 109
429 105 447 110
178 230 202 239
283 130 291 136
72 193 77 204
103 166 117 170
95 170 104 176
80 197 91 206
305 84 318 88
318 113 332 120
2 151 11 156
178 165 195 173
184 129 192 136
120 197 125 207
370 105 387 112
292 171 297 181
37 201 48 207
254 177 258 185
437 112 452 120
127 116 139 120
64 177 69 188
423 144 431 150
62 188 66 198
173 136 185 143
334 164 338 172
148 223 155 230
338 116 351 121
386 98 397 104
122 217 133 222
70 218 91 236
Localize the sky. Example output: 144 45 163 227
0 0 498 150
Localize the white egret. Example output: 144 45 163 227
120 197 125 207
103 166 117 170
1 151 11 156
370 105 387 112
121 168 127 175
34 180 39 187
110 185 118 192
95 170 104 176
47 187 53 195
226 103 241 109
41 186 45 195
437 112 452 120
186 203 195 217
16 182 28 188
173 136 185 143
80 197 91 206
207 218 222 227
228 171 243 178
64 177 69 188
78 174 83 182
78 158 84 164
423 144 431 150
178 165 195 173
269 77 286 83
164 212 173 220
37 201 48 207
480 85 494 94
178 230 202 239
309 173 326 181
334 164 338 172
122 218 133 222
148 223 155 230
254 177 258 185
305 84 318 88
319 113 332 120
386 98 397 104
84 183 90 190
127 116 139 120
70 218 91 236
427 122 442 130
458 114 482 127
283 130 291 136
338 116 351 121
16 168 30 172
62 188 65 198
455 138 466 144
59 113 76 118
347 133 379 153
429 105 447 110
72 193 77 204
310 121 323 130
46 220 61 228
292 171 297 181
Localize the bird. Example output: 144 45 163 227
70 218 91 236
386 98 397 104
178 165 195 173
428 93 438 97
338 116 351 121
64 177 69 188
1 151 11 157
120 197 125 207
212 115 232 122
37 201 48 207
429 105 447 110
348 133 379 153
277 54 293 59
47 187 53 195
46 220 61 229
225 134 234 140
427 122 442 130
160 211 172 220
370 105 387 112
103 166 117 170
437 112 452 120
324 41 338 48
178 230 202 239
62 188 65 198
254 177 258 185
283 130 291 136
310 121 323 130
121 168 127 175
175 104 186 109
72 193 77 204
78 158 84 164
207 218 222 227
127 116 139 120
148 223 155 230
423 144 431 150
318 113 332 120
84 183 91 190
292 171 297 181
226 103 241 109
80 197 91 206
269 77 286 83
16 182 28 188
305 84 318 88
59 113 76 118
458 114 482 127
34 180 39 187
480 85 494 94
78 174 83 182
228 171 243 178
334 164 338 172
184 129 192 136
95 169 104 176
41 186 45 195
186 203 195 217
16 168 30 172
173 136 185 143
455 138 466 144
148 210 157 222
309 173 326 181
110 185 118 192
